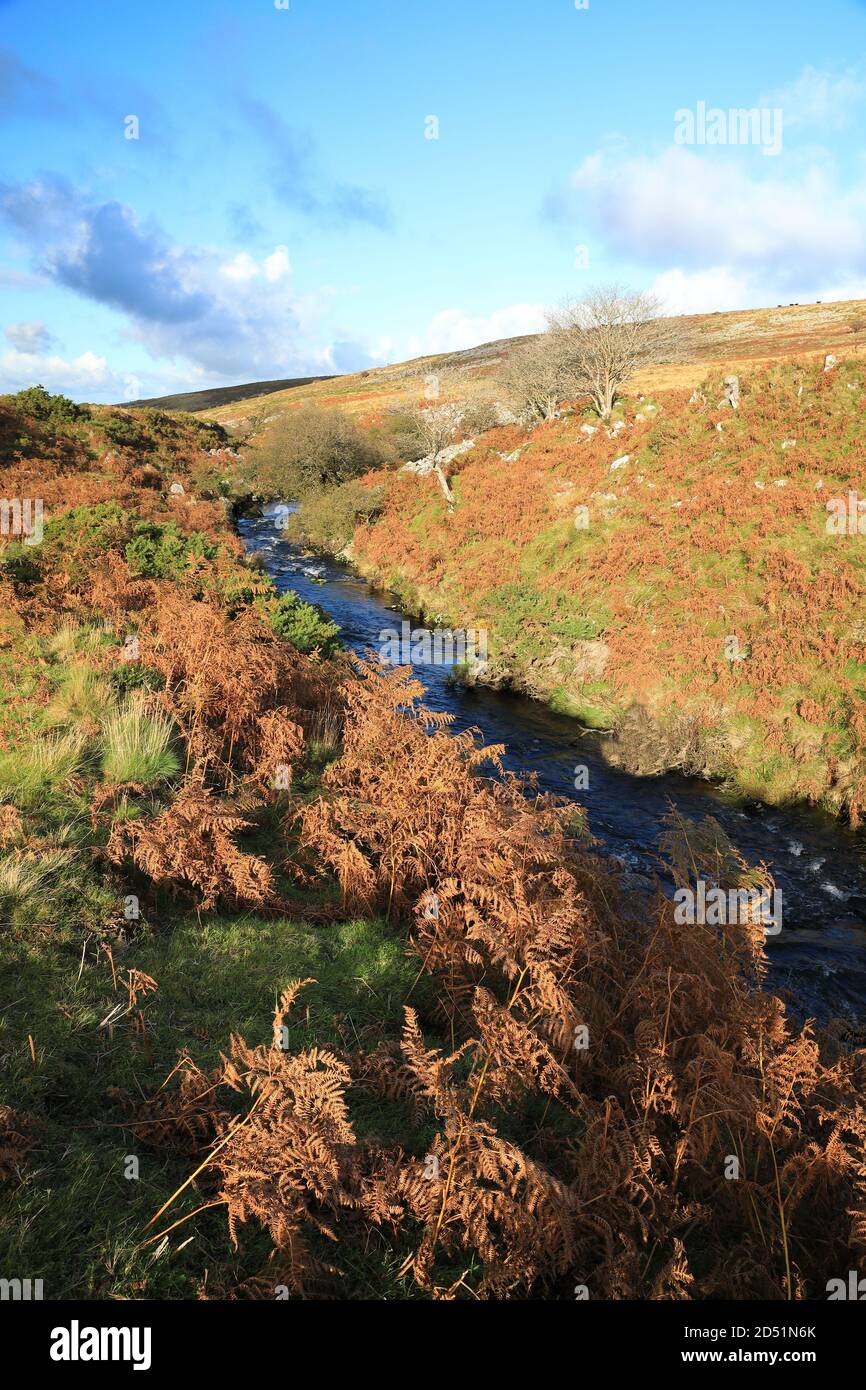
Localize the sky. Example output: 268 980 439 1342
2 0 866 402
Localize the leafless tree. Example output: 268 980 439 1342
501 335 571 424
410 400 466 509
547 285 683 419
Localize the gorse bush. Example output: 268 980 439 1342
124 521 217 580
0 542 42 585
43 503 134 573
269 589 342 657
10 384 90 425
97 412 151 450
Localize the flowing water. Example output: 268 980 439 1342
240 505 866 1026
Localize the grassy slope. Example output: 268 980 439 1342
1 911 427 1298
341 357 866 816
199 299 866 821
0 398 434 1298
194 296 866 429
2 390 865 1303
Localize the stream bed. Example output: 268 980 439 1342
239 504 866 1026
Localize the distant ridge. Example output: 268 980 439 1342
119 374 338 413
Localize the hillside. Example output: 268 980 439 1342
1 384 864 1302
194 296 866 429
122 373 336 414
251 318 866 821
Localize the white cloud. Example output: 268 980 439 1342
556 145 866 294
264 245 291 283
413 303 547 356
219 252 260 282
762 66 865 132
648 267 755 316
219 245 291 285
0 347 110 393
4 319 54 353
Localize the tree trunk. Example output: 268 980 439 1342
433 458 454 510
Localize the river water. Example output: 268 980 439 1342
239 505 866 1026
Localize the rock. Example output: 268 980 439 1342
619 871 654 896
781 439 797 450
610 454 630 472
498 449 522 463
689 388 705 406
754 481 766 490
773 479 788 487
824 354 837 372
169 482 185 495
571 637 608 679
722 375 740 409
401 438 475 476
579 424 597 436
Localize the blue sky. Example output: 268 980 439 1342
2 0 866 401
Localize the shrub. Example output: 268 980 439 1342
43 502 134 559
254 407 384 497
0 542 42 585
97 412 150 450
10 385 90 425
269 590 341 657
124 521 217 580
286 480 384 552
109 663 164 697
367 408 425 464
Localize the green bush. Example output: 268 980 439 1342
11 385 90 424
43 502 134 558
286 480 384 552
254 407 384 498
124 521 217 580
1 541 43 584
97 412 150 449
109 663 164 696
269 590 341 657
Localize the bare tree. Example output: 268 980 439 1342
502 335 571 424
410 400 466 509
547 285 682 420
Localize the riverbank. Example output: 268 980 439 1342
240 504 866 1017
3 386 865 1303
284 359 866 824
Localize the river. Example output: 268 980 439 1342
239 504 866 1026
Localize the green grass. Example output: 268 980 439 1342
0 730 90 808
0 906 437 1299
100 699 181 787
